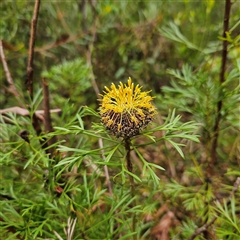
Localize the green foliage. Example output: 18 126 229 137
1 1 240 239
214 198 240 238
42 58 92 111
0 101 199 239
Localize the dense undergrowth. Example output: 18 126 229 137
1 1 239 239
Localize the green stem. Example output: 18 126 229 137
124 137 137 239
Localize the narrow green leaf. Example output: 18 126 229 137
148 162 165 171
77 114 84 129
105 143 121 162
165 138 185 158
124 169 142 182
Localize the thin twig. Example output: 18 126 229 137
26 0 40 97
85 14 113 196
34 32 86 53
0 40 24 107
68 218 77 240
42 77 58 157
0 107 61 117
25 0 48 150
53 230 64 240
99 138 113 196
189 177 240 240
210 0 232 174
55 4 81 52
0 40 19 97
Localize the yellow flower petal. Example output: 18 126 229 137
99 77 157 138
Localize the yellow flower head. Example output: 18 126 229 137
99 77 157 138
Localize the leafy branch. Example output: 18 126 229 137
189 177 240 240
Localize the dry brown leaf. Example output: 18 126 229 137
150 211 175 240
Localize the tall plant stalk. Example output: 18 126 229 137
210 0 231 175
204 0 232 238
124 137 137 239
26 0 47 149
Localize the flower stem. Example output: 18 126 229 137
124 137 137 239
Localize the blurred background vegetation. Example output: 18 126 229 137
0 0 240 239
